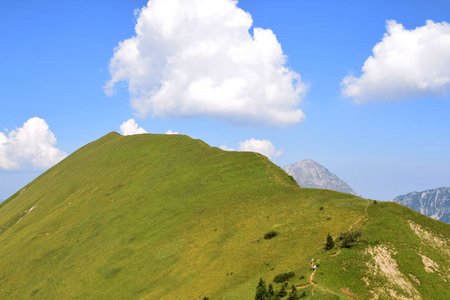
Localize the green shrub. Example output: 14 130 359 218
273 271 295 283
338 230 362 248
264 230 279 240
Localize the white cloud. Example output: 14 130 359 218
220 138 283 159
342 20 450 102
165 130 179 135
120 119 148 135
105 0 306 126
0 117 66 170
219 145 235 151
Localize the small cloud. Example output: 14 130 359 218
220 138 283 159
342 20 450 102
119 119 148 135
165 130 179 135
219 145 235 151
0 117 66 170
238 138 283 159
105 0 306 126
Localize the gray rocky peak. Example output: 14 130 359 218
284 159 356 195
394 187 450 223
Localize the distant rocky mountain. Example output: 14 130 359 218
284 159 356 195
394 187 450 223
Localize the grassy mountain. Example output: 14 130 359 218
0 133 449 299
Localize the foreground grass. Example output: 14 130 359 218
0 133 449 299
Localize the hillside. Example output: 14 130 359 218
394 187 450 223
0 133 449 299
284 160 356 195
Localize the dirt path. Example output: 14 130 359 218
295 202 370 296
309 269 316 285
295 268 316 290
331 248 341 257
331 202 370 258
348 202 370 232
341 287 356 299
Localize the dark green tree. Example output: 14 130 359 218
287 285 300 300
277 282 288 298
324 233 335 250
255 278 267 300
267 283 275 297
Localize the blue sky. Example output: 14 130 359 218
1 0 450 200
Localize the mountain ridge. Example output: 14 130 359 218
0 133 449 299
394 187 450 223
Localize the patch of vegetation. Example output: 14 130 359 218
324 233 335 250
287 285 305 300
273 271 295 283
337 230 362 248
264 230 279 240
255 278 303 300
277 282 288 297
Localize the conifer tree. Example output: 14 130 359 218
277 282 288 298
267 283 275 297
287 285 300 300
255 278 267 300
324 233 335 250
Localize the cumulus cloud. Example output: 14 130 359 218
0 117 66 170
342 20 450 102
105 0 306 126
220 138 283 159
120 119 148 135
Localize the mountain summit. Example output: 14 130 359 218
394 187 450 223
284 159 356 195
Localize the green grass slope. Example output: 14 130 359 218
0 133 449 299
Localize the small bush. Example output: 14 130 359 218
338 230 362 248
264 230 279 240
273 271 295 283
319 206 324 211
373 200 378 204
